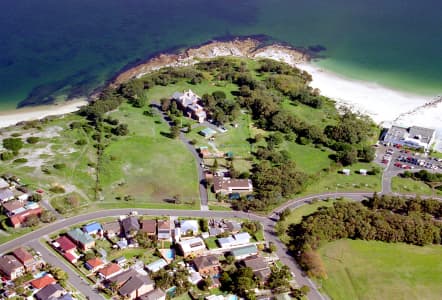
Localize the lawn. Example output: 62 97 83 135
280 99 338 130
391 176 442 196
281 141 333 175
318 239 442 300
204 237 219 250
278 199 339 243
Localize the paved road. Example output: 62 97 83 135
28 240 103 299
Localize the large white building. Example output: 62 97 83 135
383 125 436 150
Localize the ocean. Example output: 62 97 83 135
1 0 441 110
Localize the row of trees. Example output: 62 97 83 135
287 196 442 278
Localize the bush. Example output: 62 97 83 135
53 163 66 170
75 139 87 146
26 136 40 144
13 158 28 164
3 137 23 154
1 151 14 161
49 186 65 194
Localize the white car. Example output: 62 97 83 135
217 126 228 133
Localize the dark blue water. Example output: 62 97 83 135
1 0 441 109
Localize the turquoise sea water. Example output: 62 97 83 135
1 0 441 109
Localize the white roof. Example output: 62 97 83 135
233 232 251 243
0 178 9 189
178 237 205 254
146 259 168 272
189 272 203 284
218 236 235 247
180 220 199 234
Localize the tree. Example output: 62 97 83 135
40 210 56 223
24 215 39 227
268 242 277 253
267 265 291 292
359 146 375 162
199 218 209 232
26 136 40 144
170 125 180 138
3 138 23 154
66 195 80 209
160 98 171 111
336 147 358 166
112 124 129 136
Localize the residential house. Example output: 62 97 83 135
213 176 253 194
54 236 77 254
34 283 65 300
102 221 122 238
121 216 140 238
230 244 258 260
2 199 26 216
82 222 102 236
192 255 220 277
67 228 95 250
180 220 199 236
114 256 127 266
199 127 217 138
139 288 166 300
30 274 56 290
225 221 241 233
0 255 24 280
157 220 172 241
0 189 14 202
141 219 157 237
172 90 207 123
188 272 203 285
177 237 206 258
243 256 271 284
9 206 42 228
209 227 223 237
85 257 105 272
145 259 168 273
217 232 251 249
98 263 122 280
0 178 9 189
12 247 38 272
118 273 154 300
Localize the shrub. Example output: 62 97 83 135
3 137 23 154
49 185 65 194
13 158 28 164
26 136 40 144
1 151 14 161
75 139 87 146
53 163 66 170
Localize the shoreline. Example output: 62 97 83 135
0 98 88 129
0 37 440 147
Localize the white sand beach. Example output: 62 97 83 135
0 98 88 129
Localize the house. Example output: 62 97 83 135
189 271 203 285
85 257 104 272
102 221 122 238
139 288 166 300
157 220 172 241
0 178 9 189
173 90 207 123
2 199 26 216
82 222 102 236
177 237 206 258
34 283 65 300
141 219 157 237
118 273 154 299
146 259 168 273
121 216 140 238
67 228 95 250
382 125 436 150
0 255 24 280
0 189 14 202
218 232 251 249
114 256 127 266
213 176 253 194
54 236 77 254
230 244 258 260
209 227 223 237
226 221 241 233
9 206 42 228
30 274 56 290
180 220 199 236
12 247 38 272
243 256 271 283
199 127 217 138
192 255 220 276
98 263 122 280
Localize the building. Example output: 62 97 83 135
141 219 157 237
30 274 56 290
12 247 38 272
382 125 436 150
230 244 258 260
180 220 199 236
102 221 122 238
139 288 166 300
145 259 168 273
118 273 154 299
226 221 242 233
199 127 217 138
217 232 251 249
173 90 207 123
157 220 172 241
177 237 206 258
243 256 271 283
192 255 220 276
121 216 140 238
54 236 77 254
0 255 24 280
0 178 9 189
0 188 14 202
213 176 253 194
82 222 102 236
67 228 95 250
34 283 65 300
98 263 123 280
85 257 105 272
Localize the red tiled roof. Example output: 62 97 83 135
12 248 33 264
55 236 76 252
30 275 56 289
98 263 121 277
86 257 104 269
63 252 77 263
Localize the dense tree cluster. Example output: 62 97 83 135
79 88 124 120
201 91 241 124
287 195 442 278
401 170 442 186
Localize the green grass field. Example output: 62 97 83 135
392 176 442 196
318 239 442 300
280 99 338 130
281 141 333 175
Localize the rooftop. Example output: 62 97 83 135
12 247 34 264
83 222 102 234
67 228 94 245
30 274 56 289
54 236 77 252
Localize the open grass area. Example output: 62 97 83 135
391 176 442 196
318 239 442 300
281 99 338 130
301 162 381 195
281 141 333 175
278 199 339 243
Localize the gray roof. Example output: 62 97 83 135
118 273 153 297
121 216 140 234
243 256 268 271
0 188 14 200
35 283 64 300
0 255 23 276
409 126 435 144
139 288 166 300
226 221 241 232
0 178 9 189
102 221 121 234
